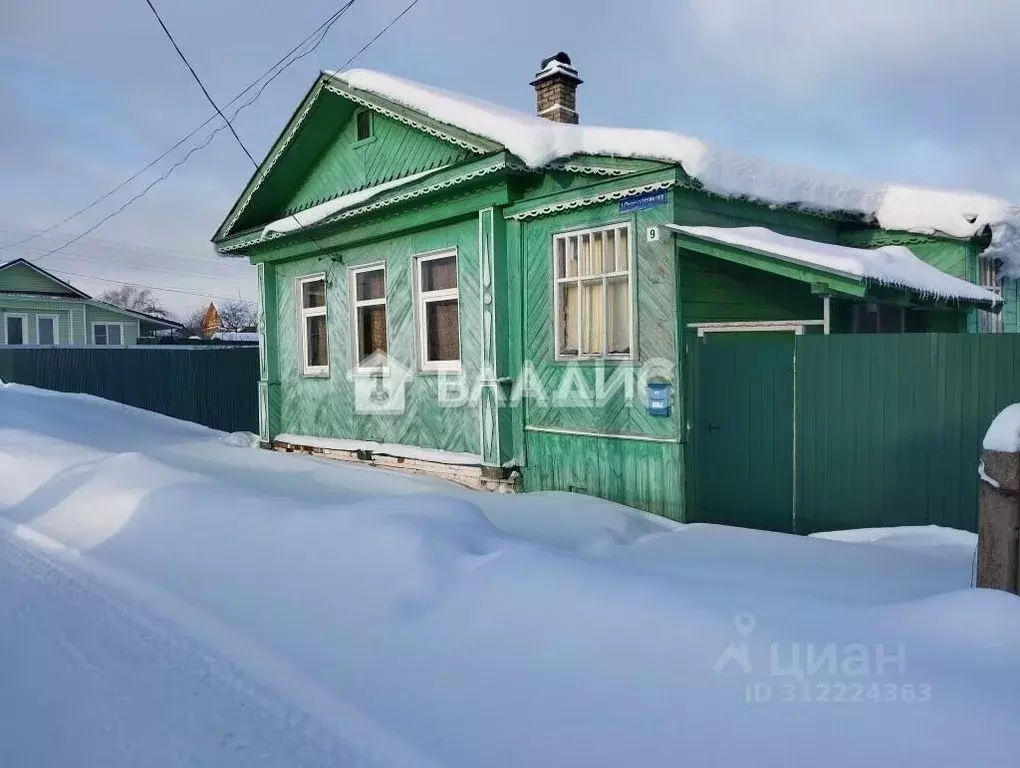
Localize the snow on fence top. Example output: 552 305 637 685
673 226 1001 303
327 69 1020 276
984 403 1020 452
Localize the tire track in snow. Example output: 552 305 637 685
0 529 392 768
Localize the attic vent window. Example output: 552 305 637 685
356 110 373 141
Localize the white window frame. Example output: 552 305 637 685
36 314 59 346
91 321 125 346
552 222 635 361
414 249 461 372
349 262 389 374
4 313 27 345
297 273 329 376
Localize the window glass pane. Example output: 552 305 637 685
356 269 385 302
604 231 617 273
579 234 591 275
591 232 604 274
607 277 630 354
565 237 578 278
302 279 326 309
879 305 902 333
6 317 24 345
616 228 629 271
38 318 54 346
854 304 878 334
108 325 122 345
425 299 460 361
306 315 328 368
582 281 604 355
560 283 579 355
93 324 107 345
555 239 566 279
421 256 457 292
358 305 388 364
356 111 372 141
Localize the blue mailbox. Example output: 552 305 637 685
646 380 671 417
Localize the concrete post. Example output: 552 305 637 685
977 449 1020 594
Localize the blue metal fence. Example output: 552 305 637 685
0 346 259 433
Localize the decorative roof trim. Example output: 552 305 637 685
217 158 514 253
506 180 676 221
542 162 632 177
221 82 325 238
322 80 493 155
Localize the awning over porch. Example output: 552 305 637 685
667 225 1000 309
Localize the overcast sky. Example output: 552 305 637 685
2 0 1018 315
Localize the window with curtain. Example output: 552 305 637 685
554 224 632 358
299 275 328 374
352 265 388 370
416 251 460 370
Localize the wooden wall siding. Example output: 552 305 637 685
522 429 683 521
1001 278 1020 333
280 113 473 217
272 217 481 453
0 304 73 344
520 199 680 440
84 306 140 345
0 263 71 294
678 249 824 325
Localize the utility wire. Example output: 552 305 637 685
143 0 260 167
22 0 354 265
47 268 250 303
1 1 357 256
22 0 424 288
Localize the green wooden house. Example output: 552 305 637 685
0 258 182 345
213 53 1013 520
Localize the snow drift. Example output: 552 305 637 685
1 383 1019 768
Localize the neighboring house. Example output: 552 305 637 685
0 258 182 345
212 53 1016 514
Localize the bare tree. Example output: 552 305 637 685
218 299 258 331
99 285 171 319
180 307 209 338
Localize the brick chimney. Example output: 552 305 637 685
530 52 582 124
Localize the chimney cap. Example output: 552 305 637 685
531 51 582 86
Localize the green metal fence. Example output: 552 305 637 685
691 333 1020 534
0 346 259 434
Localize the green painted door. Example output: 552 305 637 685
690 334 795 532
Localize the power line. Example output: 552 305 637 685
0 224 219 262
26 0 425 264
10 245 242 281
25 0 358 266
0 2 356 256
47 268 252 303
144 0 261 168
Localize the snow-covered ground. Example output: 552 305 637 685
1 382 1019 767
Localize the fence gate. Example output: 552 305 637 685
689 334 796 532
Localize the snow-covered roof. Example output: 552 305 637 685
325 69 1020 275
261 167 446 238
211 331 259 342
672 225 1000 304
